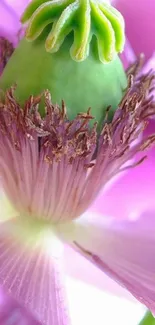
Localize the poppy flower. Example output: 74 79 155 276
0 1 155 325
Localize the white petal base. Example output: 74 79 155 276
0 218 70 325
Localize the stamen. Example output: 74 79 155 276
0 59 155 223
126 54 145 77
0 37 14 73
77 71 155 213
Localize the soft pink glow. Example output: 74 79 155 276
116 0 155 60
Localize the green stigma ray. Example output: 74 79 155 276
21 0 125 63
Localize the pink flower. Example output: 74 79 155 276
0 1 155 325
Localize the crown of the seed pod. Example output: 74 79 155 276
21 0 125 63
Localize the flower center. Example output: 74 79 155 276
0 68 155 224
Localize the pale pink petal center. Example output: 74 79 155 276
0 218 70 325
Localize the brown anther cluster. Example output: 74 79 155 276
0 65 155 175
98 71 155 166
126 54 145 77
0 37 14 74
0 88 97 166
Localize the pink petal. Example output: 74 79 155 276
56 210 155 313
0 219 70 325
64 246 134 300
90 55 155 220
0 288 40 324
0 0 30 45
142 54 155 101
0 0 20 43
143 53 155 75
64 118 155 297
120 39 136 69
90 119 155 221
4 0 30 17
116 0 155 60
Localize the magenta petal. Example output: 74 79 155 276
4 0 30 17
90 119 155 221
57 210 155 313
0 288 40 324
120 39 136 69
142 53 155 75
0 0 20 43
0 219 70 325
116 0 155 60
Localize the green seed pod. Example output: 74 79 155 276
0 0 127 125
